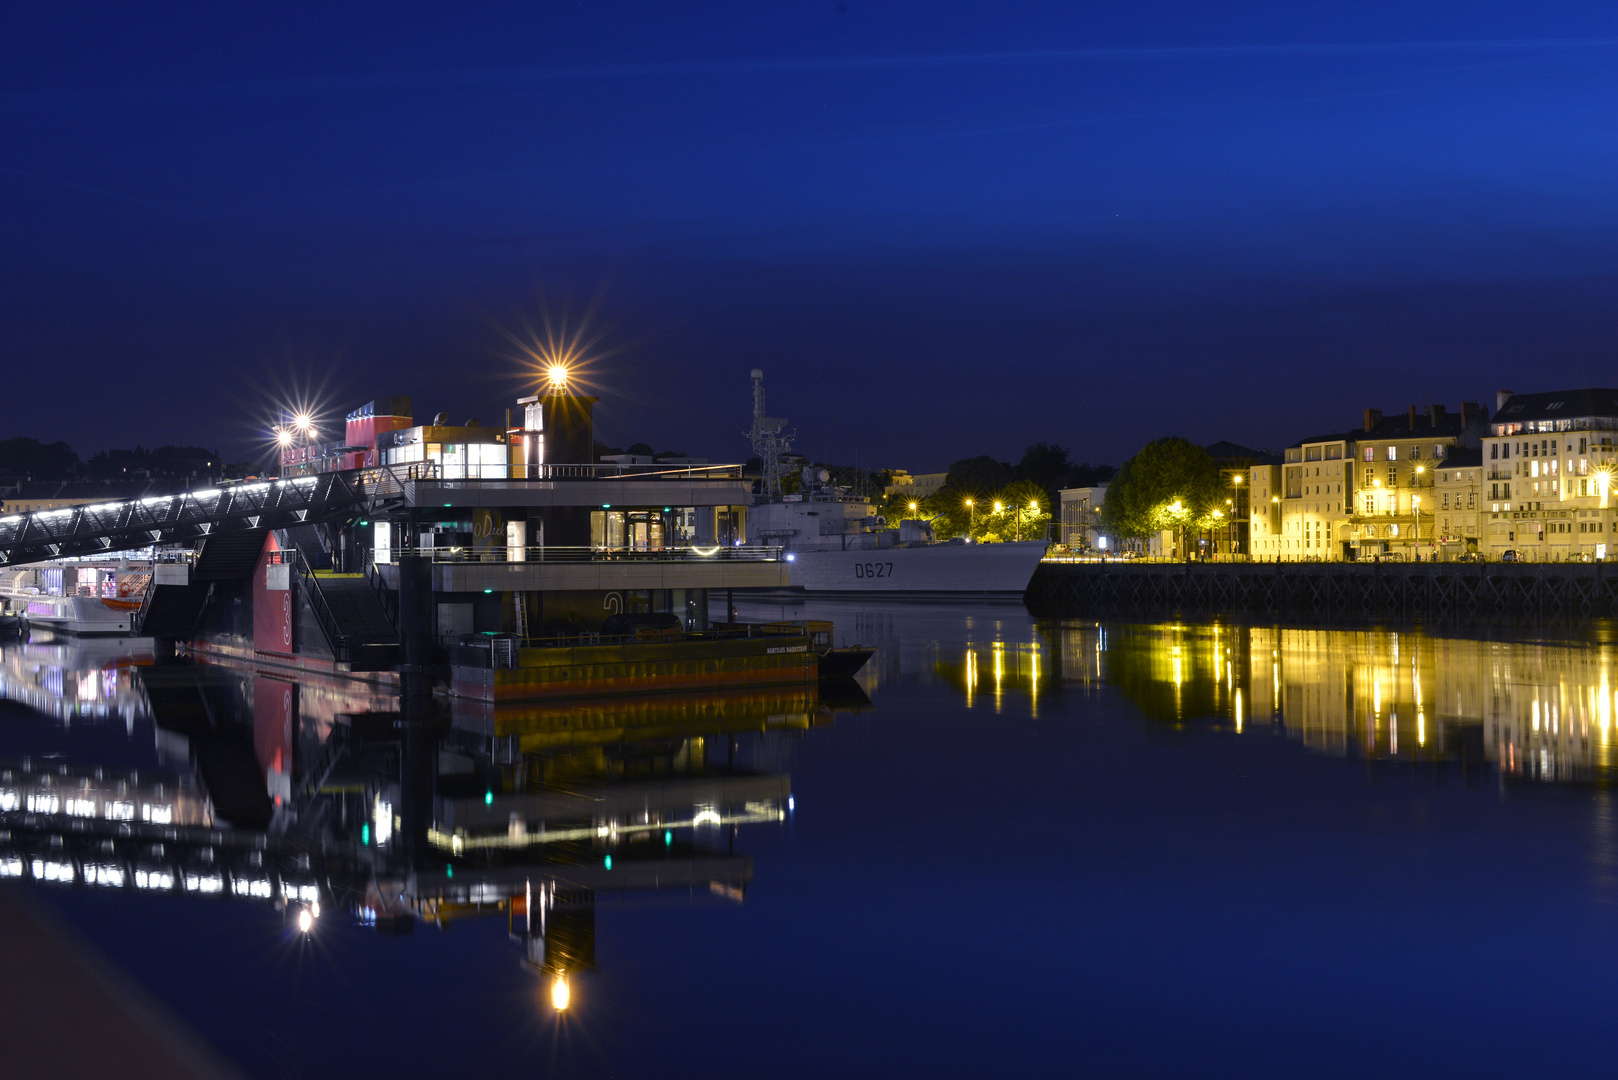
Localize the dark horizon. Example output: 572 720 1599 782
5 3 1618 471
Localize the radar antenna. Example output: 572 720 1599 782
746 368 794 500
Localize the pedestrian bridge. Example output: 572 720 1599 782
0 471 396 567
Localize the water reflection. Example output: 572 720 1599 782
0 634 860 1012
1052 621 1618 783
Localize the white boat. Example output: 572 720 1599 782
748 472 1047 596
0 559 151 635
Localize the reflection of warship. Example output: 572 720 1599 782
0 644 861 1009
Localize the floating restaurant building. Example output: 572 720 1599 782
146 371 803 700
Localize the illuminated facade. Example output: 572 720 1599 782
1057 484 1108 552
1281 432 1353 560
1248 462 1283 558
1480 388 1618 561
1432 447 1482 554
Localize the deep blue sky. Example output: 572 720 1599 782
4 3 1618 471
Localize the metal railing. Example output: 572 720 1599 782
364 560 399 633
275 550 350 663
382 544 783 564
287 461 747 483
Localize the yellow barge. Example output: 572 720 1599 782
450 629 817 703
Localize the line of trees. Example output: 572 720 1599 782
885 443 1116 543
0 436 238 483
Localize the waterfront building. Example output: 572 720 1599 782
1247 461 1283 558
1432 447 1482 556
1348 403 1488 561
1057 484 1108 551
1280 431 1354 560
1480 388 1618 561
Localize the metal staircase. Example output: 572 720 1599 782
288 551 399 671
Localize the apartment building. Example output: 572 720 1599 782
1248 462 1283 558
1480 389 1618 561
1281 431 1354 560
1349 403 1487 561
1432 447 1483 555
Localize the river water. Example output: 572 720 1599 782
4 601 1618 1077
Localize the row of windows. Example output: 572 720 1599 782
1360 444 1448 462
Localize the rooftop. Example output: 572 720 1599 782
1494 388 1618 425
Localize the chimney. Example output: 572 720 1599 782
1497 389 1513 412
1363 408 1383 431
1408 405 1418 430
1428 403 1446 425
1460 399 1486 426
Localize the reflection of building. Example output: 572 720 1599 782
0 646 848 1010
1053 619 1618 782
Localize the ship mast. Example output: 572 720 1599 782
746 368 794 500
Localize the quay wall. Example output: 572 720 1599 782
1025 561 1618 620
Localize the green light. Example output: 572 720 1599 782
444 503 452 507
663 507 671 512
446 864 454 878
664 830 672 845
483 588 493 594
602 503 612 509
485 790 494 805
361 823 369 845
359 520 369 526
604 855 612 870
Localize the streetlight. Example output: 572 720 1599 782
1412 495 1420 559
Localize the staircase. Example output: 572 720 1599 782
290 550 399 671
137 530 268 636
194 530 269 580
138 583 209 636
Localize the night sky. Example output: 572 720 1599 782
5 3 1618 471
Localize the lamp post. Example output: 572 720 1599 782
1414 465 1426 561
1230 473 1244 561
965 498 974 540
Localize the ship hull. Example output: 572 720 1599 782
784 541 1046 595
12 595 139 635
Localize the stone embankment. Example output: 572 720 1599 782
1025 560 1618 619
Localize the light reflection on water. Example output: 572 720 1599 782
10 608 1618 1075
1044 621 1618 783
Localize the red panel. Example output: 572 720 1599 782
252 533 294 657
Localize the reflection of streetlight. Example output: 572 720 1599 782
551 975 571 1011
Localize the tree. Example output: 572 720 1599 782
1103 437 1222 557
944 455 1013 497
0 437 79 481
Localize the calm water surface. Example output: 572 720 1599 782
4 601 1618 1078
